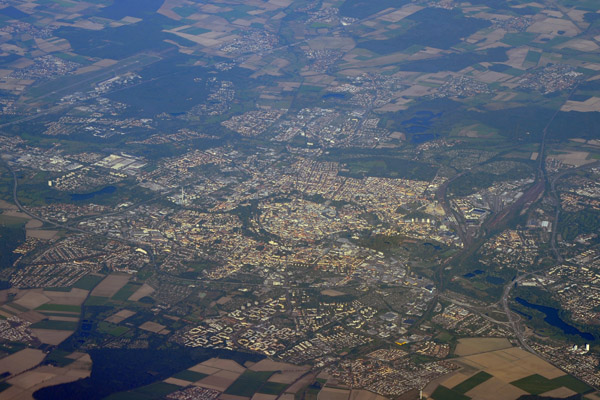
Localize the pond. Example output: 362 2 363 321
423 242 441 250
463 269 484 278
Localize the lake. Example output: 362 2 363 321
516 297 594 341
322 93 346 100
401 111 443 137
70 186 116 202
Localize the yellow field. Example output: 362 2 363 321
464 376 528 400
44 288 88 305
349 389 389 400
427 345 571 400
105 309 136 324
2 353 91 400
562 97 600 112
31 329 74 345
461 347 564 380
549 150 593 167
127 283 155 301
138 321 168 334
0 349 45 376
90 274 130 297
14 290 50 310
454 337 513 356
319 387 350 400
195 370 241 392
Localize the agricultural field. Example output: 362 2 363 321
0 0 599 398
428 346 593 400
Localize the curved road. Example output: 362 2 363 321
4 161 156 262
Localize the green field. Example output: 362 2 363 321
295 384 321 400
106 382 181 400
38 311 81 317
225 370 274 397
0 214 28 225
0 342 26 354
259 381 289 395
501 32 537 46
0 382 11 394
85 296 111 306
74 274 105 290
43 287 72 292
97 322 129 337
46 349 76 367
105 382 181 400
525 50 541 64
0 307 15 316
0 222 26 269
112 283 142 301
337 156 438 181
7 302 28 312
510 374 560 395
171 369 207 382
431 385 470 400
54 52 92 65
551 375 594 394
453 372 492 394
133 382 181 398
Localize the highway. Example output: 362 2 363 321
501 274 538 355
427 83 596 373
3 160 158 266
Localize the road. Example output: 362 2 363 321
548 160 600 262
3 160 156 262
427 83 594 371
501 274 538 355
434 171 469 247
0 51 167 131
